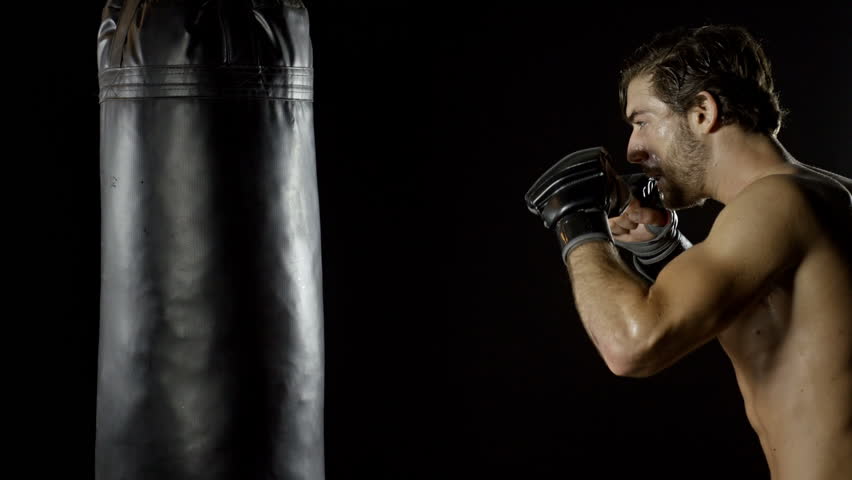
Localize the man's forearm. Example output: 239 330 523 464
565 240 657 373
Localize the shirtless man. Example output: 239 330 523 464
525 25 851 479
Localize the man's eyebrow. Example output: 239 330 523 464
625 110 647 124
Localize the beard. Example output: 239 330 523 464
657 118 710 210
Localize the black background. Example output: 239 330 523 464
29 2 851 479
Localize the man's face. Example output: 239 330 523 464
624 75 709 209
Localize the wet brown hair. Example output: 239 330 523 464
620 25 785 136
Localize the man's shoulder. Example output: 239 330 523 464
710 171 848 254
729 169 851 220
785 169 852 231
735 169 852 255
796 163 852 194
721 173 812 224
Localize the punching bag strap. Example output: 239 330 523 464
109 0 143 67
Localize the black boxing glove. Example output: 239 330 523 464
614 174 692 282
525 147 632 263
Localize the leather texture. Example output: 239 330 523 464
96 2 325 479
525 146 631 229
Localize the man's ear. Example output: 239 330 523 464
688 91 719 134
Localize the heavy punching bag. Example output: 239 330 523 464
95 1 324 479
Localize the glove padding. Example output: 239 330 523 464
613 175 692 282
525 147 632 262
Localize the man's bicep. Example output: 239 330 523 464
647 244 744 344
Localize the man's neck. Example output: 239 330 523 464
704 130 797 205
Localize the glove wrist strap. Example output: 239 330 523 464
613 210 692 282
555 210 612 264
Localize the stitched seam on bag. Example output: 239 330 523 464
99 87 314 100
98 68 312 90
97 65 314 100
99 66 313 73
101 86 312 91
100 95 313 101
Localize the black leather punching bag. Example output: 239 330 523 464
95 1 324 479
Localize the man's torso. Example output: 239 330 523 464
717 165 852 479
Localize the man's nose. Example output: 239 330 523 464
626 131 648 164
626 146 648 164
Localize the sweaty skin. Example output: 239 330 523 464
565 76 852 479
716 168 852 479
